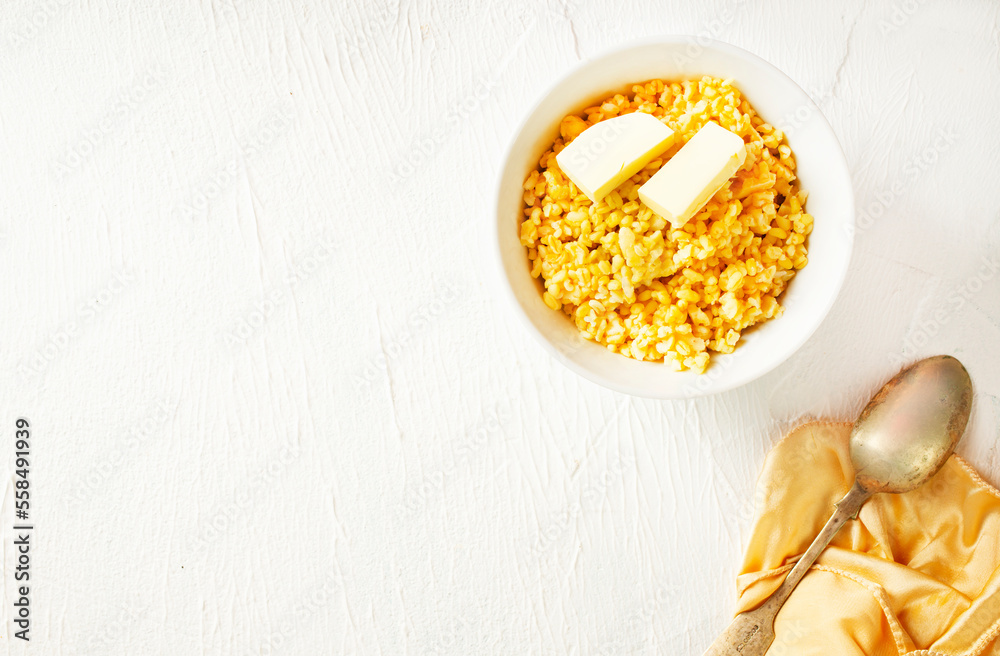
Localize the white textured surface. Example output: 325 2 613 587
1 1 999 653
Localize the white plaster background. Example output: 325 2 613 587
1 0 999 653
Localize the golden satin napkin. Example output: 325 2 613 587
735 422 1000 655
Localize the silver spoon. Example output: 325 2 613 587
703 355 973 656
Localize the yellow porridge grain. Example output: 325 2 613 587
519 76 814 373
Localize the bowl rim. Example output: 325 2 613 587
492 36 854 399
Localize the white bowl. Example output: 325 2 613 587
494 37 854 399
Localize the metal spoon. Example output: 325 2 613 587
703 355 973 656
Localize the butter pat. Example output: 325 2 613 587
638 121 746 227
555 112 675 203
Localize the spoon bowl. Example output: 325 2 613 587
850 355 973 494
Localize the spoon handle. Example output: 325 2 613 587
702 481 871 656
758 480 871 611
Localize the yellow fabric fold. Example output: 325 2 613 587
736 421 1000 655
